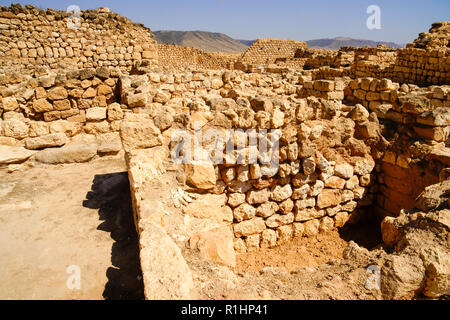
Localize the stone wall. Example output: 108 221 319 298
344 77 449 216
349 46 449 86
157 44 234 69
392 48 449 86
0 66 127 164
239 39 307 65
0 4 157 72
116 69 381 254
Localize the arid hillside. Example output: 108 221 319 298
153 30 249 53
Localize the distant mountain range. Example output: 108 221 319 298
153 31 404 53
305 37 404 50
153 30 248 53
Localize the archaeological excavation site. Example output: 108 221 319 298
0 4 449 301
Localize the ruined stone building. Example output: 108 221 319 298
0 4 448 300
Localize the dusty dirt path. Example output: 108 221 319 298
0 157 144 300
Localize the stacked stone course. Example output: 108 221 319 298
157 44 237 69
239 39 307 65
0 4 157 71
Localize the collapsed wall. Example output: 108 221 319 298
0 4 157 72
408 21 449 49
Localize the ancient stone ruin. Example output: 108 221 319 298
0 4 448 300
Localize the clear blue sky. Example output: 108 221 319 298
2 0 449 44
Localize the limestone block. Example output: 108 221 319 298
25 132 67 150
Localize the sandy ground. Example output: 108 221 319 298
236 231 349 273
0 156 144 300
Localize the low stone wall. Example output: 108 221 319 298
157 44 234 69
0 67 123 153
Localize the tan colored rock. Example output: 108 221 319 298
353 157 375 175
415 180 450 211
325 176 346 189
228 193 246 208
233 217 266 237
345 175 359 190
139 222 194 300
53 99 71 111
270 184 293 202
107 103 124 121
334 163 354 179
189 226 236 268
277 225 293 244
0 145 35 165
234 238 247 253
303 219 320 237
314 80 334 92
183 194 232 224
350 104 369 122
245 234 261 252
1 97 18 111
295 208 325 222
265 212 294 228
221 167 236 183
261 228 278 248
86 107 107 121
233 203 257 222
334 211 350 228
295 197 316 210
309 180 325 197
247 189 270 205
97 84 113 96
25 133 67 150
422 247 450 298
341 201 358 212
256 201 279 218
49 120 82 137
271 108 284 128
184 162 216 190
35 143 97 164
96 132 122 154
237 165 250 182
2 120 29 139
120 119 162 152
47 86 68 101
82 87 97 99
293 223 304 237
279 198 294 214
319 217 335 232
317 189 343 209
381 254 426 300
32 99 53 112
250 164 262 180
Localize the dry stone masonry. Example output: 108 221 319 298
0 4 448 300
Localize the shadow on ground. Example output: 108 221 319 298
338 209 383 250
83 172 145 300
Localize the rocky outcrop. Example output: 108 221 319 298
380 173 450 299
